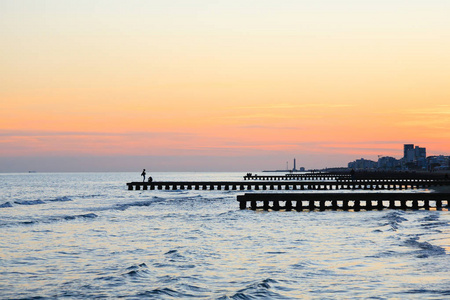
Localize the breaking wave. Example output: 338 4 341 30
6 196 73 207
115 199 158 211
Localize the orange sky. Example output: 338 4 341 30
1 1 450 171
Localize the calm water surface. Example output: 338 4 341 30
0 172 449 299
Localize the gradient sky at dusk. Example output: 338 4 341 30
1 0 450 172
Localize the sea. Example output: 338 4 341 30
0 172 449 299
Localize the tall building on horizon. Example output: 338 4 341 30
403 143 427 169
404 144 415 162
415 146 426 159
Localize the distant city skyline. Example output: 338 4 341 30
1 143 449 173
348 143 450 171
1 1 450 172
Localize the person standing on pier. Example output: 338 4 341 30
141 169 146 182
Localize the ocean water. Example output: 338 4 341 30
0 172 449 299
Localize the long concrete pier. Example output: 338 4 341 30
127 179 450 191
237 193 450 211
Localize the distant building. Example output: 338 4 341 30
402 144 427 170
415 146 426 159
348 158 377 170
404 144 415 162
345 143 445 172
377 156 400 170
427 155 450 171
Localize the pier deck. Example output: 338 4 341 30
237 192 450 211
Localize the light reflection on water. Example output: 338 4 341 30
0 172 449 299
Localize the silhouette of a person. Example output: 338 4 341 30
141 169 146 182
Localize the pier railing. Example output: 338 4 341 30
243 174 351 181
244 171 449 181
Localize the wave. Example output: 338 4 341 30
367 250 398 259
14 199 46 206
6 196 72 207
0 213 98 228
122 263 150 278
135 288 196 298
164 249 186 261
405 288 450 296
59 213 98 221
82 196 167 213
77 194 104 199
290 261 318 270
107 194 227 212
112 195 202 211
115 199 157 211
177 283 211 293
380 211 408 231
47 196 72 202
419 213 449 230
219 279 287 300
403 236 446 257
0 201 13 208
420 214 440 222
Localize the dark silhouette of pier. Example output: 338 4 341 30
237 193 450 211
127 178 449 191
126 171 450 211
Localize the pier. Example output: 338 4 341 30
126 172 450 211
127 179 450 191
244 171 449 181
237 193 450 211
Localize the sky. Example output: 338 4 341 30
1 0 450 172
